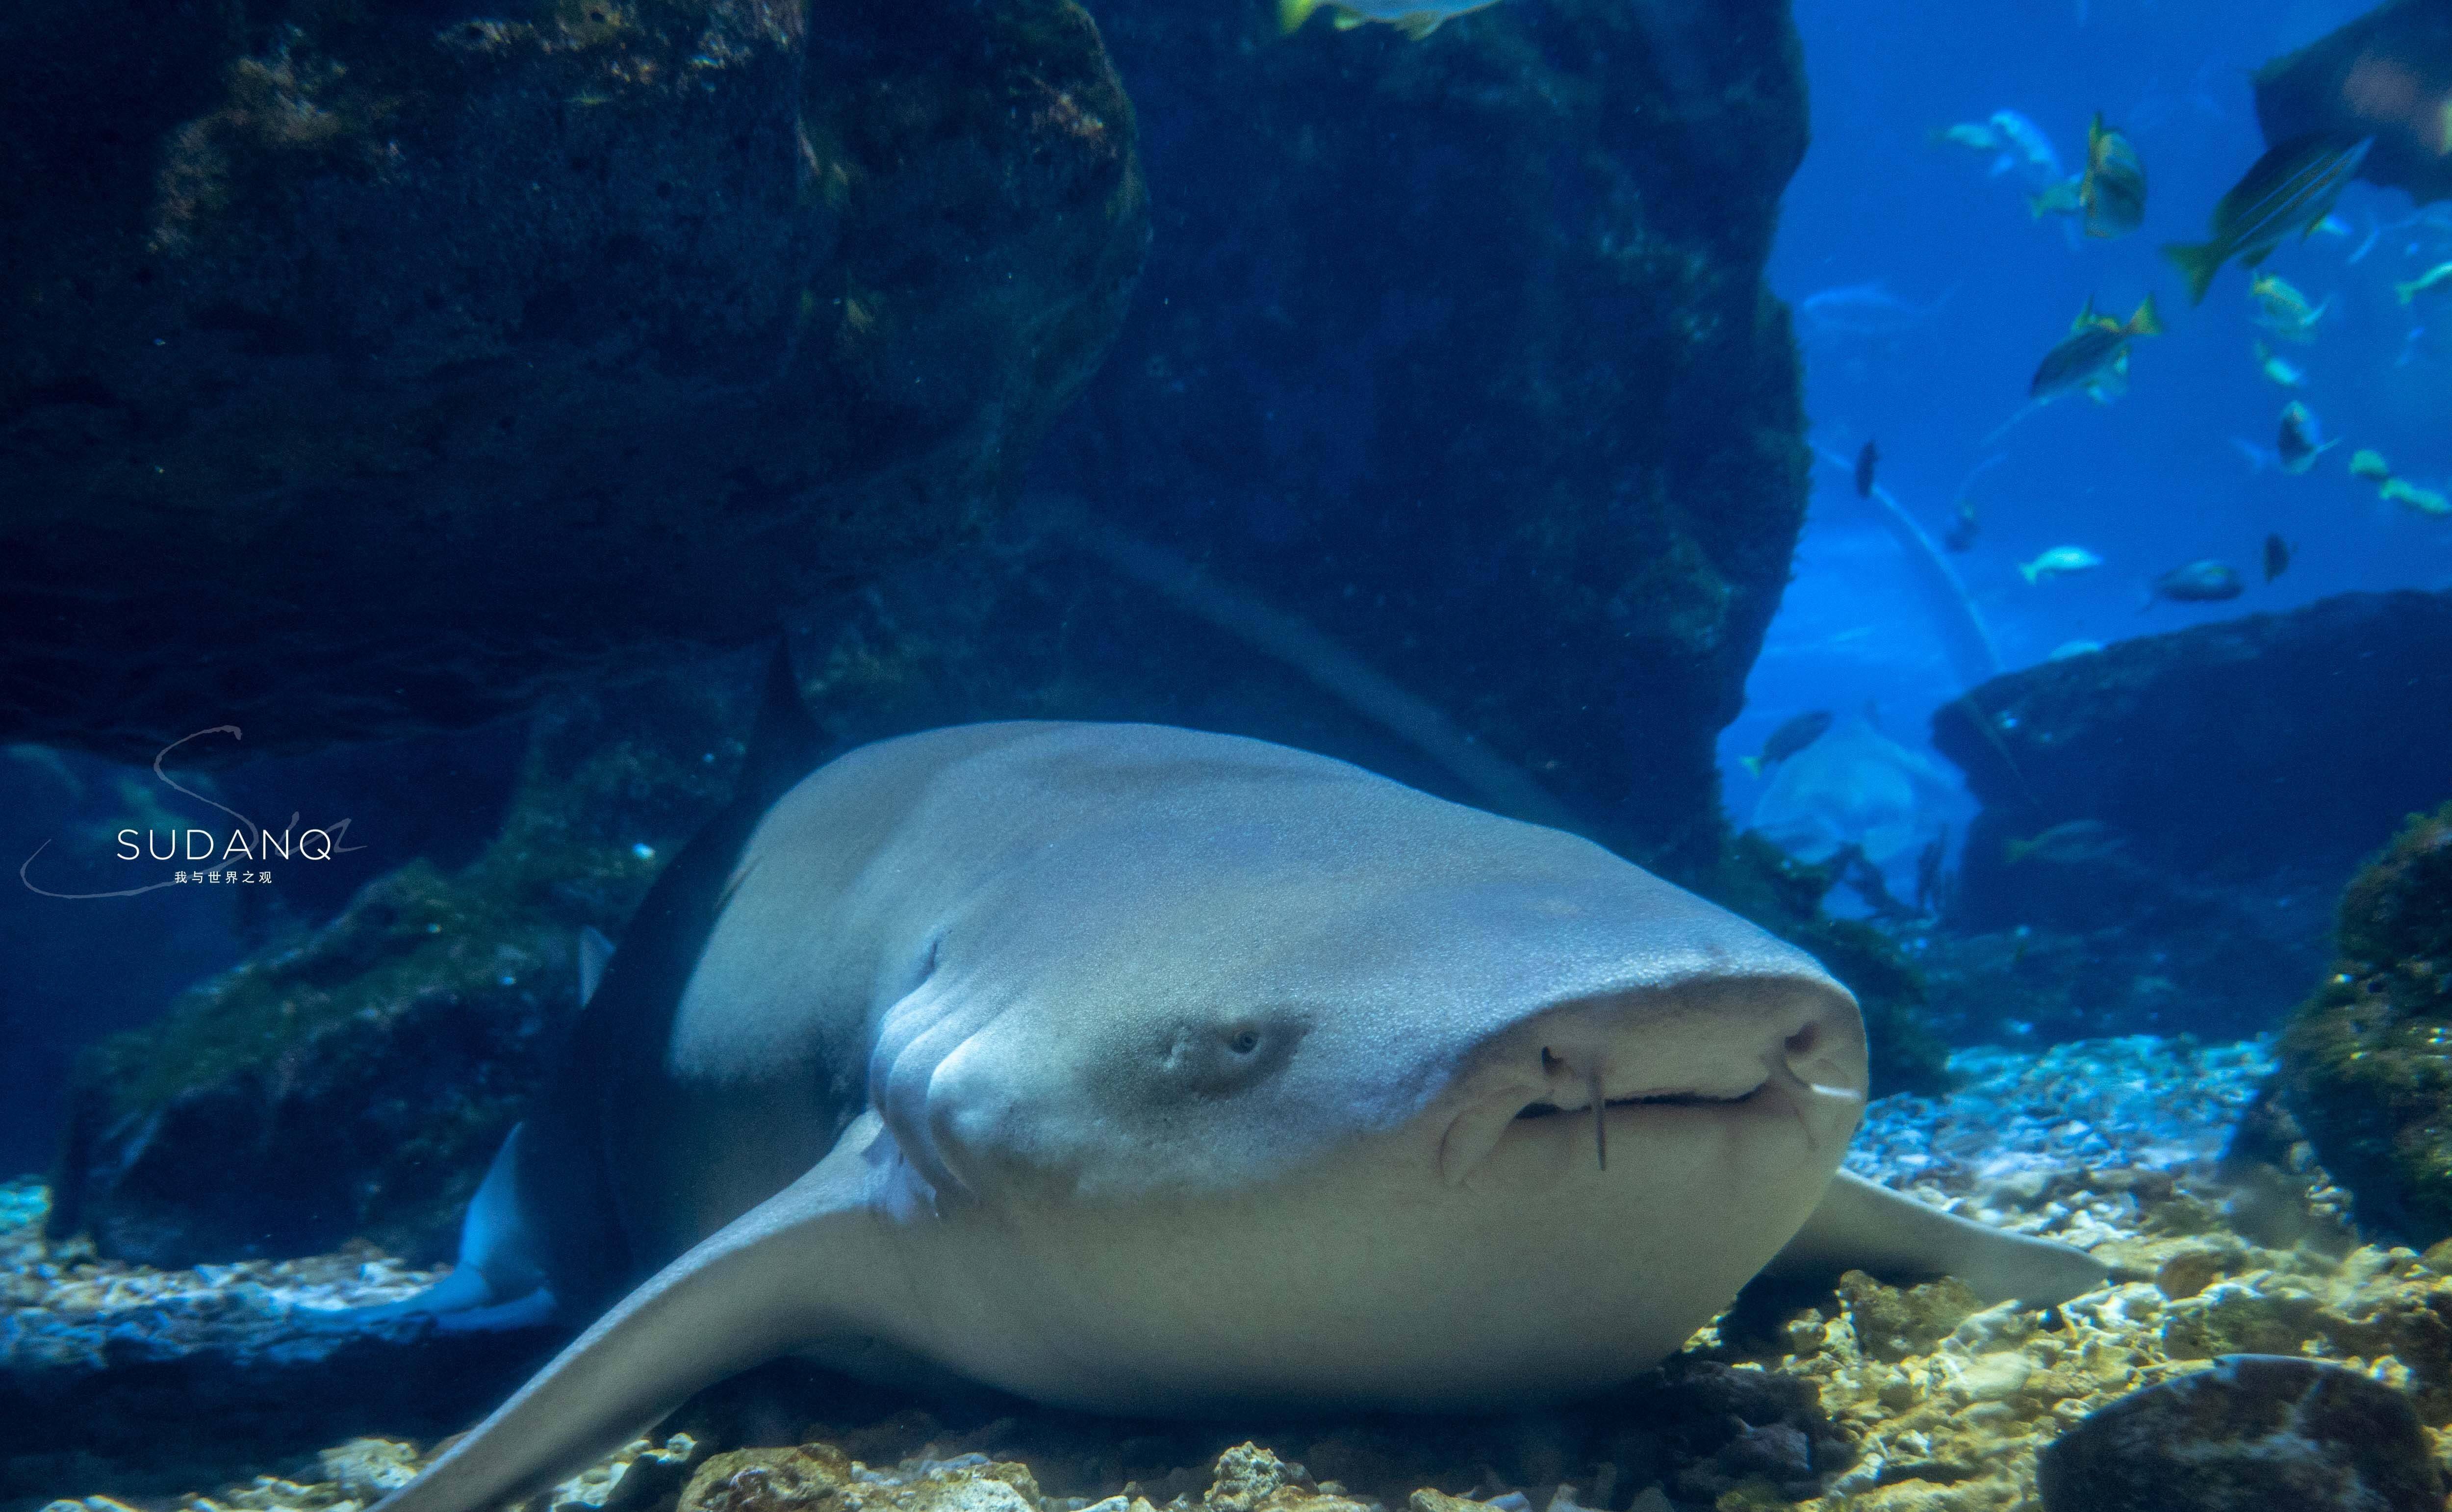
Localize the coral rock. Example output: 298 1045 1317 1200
2277 803 2452 1244
2036 1354 2445 1512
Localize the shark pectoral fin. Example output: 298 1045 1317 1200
1770 1171 2108 1307
370 1153 885 1512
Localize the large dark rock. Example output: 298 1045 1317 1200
2038 1354 2444 1512
0 0 1146 762
1922 591 2452 1046
1934 589 2452 906
2274 801 2452 1245
1928 591 2452 1045
1022 0 1812 874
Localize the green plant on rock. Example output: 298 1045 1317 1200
2278 802 2452 1244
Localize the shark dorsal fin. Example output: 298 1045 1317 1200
738 639 824 811
577 926 616 1005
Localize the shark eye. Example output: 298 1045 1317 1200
1156 1012 1308 1094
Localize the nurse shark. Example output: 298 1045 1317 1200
360 654 2103 1512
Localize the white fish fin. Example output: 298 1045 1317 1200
296 1123 555 1333
370 1132 890 1512
1770 1171 2107 1306
578 926 616 1005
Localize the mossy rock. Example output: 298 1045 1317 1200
2276 803 2452 1243
49 681 744 1265
1701 832 1952 1100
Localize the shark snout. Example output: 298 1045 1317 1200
1434 976 1866 1187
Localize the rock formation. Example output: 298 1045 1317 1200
0 0 1147 760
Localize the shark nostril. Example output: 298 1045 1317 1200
1541 1046 1560 1074
1785 1023 1819 1058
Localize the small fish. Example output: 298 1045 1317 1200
2248 273 2330 344
2006 819 2128 866
1990 110 2067 188
2382 477 2452 516
2020 545 2104 584
2047 640 2104 660
2078 114 2146 238
2262 534 2292 582
1932 121 2006 157
2350 448 2394 481
2253 340 2307 389
1797 281 1960 339
2398 263 2452 306
1738 709 1835 779
2275 401 2337 473
1854 440 1879 498
1278 0 1499 38
2029 177 2085 221
2149 560 2244 604
2161 133 2375 305
1943 498 1980 552
2030 295 2162 402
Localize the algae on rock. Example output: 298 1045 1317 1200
2277 803 2452 1246
48 679 752 1267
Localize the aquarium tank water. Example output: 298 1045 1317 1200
4 0 2451 1508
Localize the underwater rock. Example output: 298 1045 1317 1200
940 0 1812 874
1935 588 2452 912
2274 803 2452 1245
2036 1355 2445 1512
1932 589 2452 1032
1913 897 2334 1047
0 0 1146 762
48 675 747 1266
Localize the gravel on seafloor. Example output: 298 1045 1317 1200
16 1034 2452 1512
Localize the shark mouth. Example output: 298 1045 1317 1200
1434 987 1865 1187
1507 1048 1778 1172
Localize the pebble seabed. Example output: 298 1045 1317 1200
16 1034 2452 1512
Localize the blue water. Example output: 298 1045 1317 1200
1726 0 2450 794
